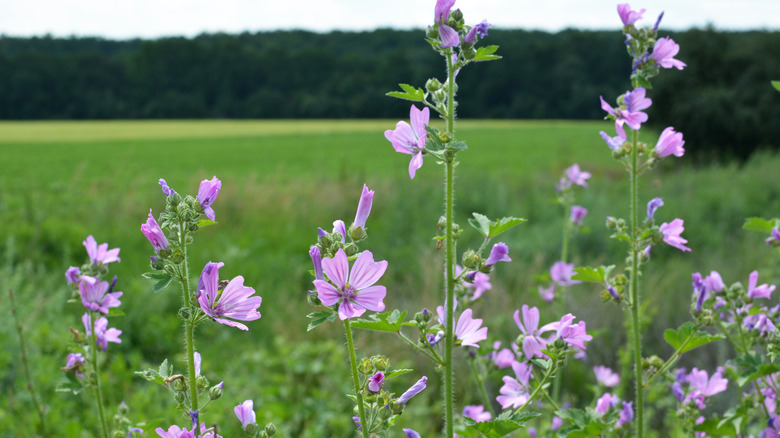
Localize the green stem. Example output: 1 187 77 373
397 331 443 365
514 361 558 415
643 330 697 390
90 312 110 438
8 289 46 436
443 51 457 438
629 129 644 438
177 222 200 420
561 209 571 264
469 356 495 417
344 319 370 438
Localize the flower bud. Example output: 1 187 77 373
151 256 165 270
245 423 257 436
265 423 277 436
118 401 130 415
174 391 186 404
359 358 373 375
451 9 463 22
371 355 389 372
344 243 358 257
188 222 199 232
168 192 182 206
307 292 321 306
462 249 479 269
426 26 439 39
426 78 442 92
350 226 367 241
209 382 223 400
113 431 125 438
463 47 476 60
605 216 617 230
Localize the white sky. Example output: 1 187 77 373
0 0 778 40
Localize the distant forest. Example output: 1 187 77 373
1 28 779 158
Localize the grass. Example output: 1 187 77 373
1 119 778 437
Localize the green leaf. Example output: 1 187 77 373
142 271 174 293
350 310 407 332
158 359 173 379
693 417 738 436
572 265 614 283
742 217 777 233
197 219 217 228
386 83 425 102
463 411 538 438
488 217 527 239
306 310 335 331
468 213 492 237
383 368 413 380
736 362 780 387
472 45 502 62
663 322 724 354
448 141 468 151
772 80 780 92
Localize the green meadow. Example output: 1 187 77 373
1 120 779 436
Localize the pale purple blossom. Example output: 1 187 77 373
197 176 222 221
464 20 493 44
455 308 488 347
65 266 81 284
434 0 456 23
434 0 459 47
600 88 652 137
82 313 122 352
491 342 516 368
464 271 492 300
141 209 169 253
79 276 123 314
616 401 634 427
703 271 725 293
439 24 460 47
159 178 175 196
155 425 195 438
485 242 511 266
566 164 592 187
659 218 691 252
333 220 347 243
463 405 492 422
570 206 587 225
497 361 533 409
654 127 685 158
63 352 85 378
538 283 555 302
767 227 780 246
234 400 256 428
684 367 728 409
513 305 548 359
651 37 686 70
599 130 626 151
747 270 775 300
595 393 619 415
647 197 664 220
368 372 385 393
397 376 428 405
549 314 593 350
384 105 429 179
550 261 581 287
593 366 620 387
403 429 421 438
314 249 388 320
197 261 262 331
83 235 121 266
352 184 374 231
617 3 645 26
744 311 777 334
309 246 323 281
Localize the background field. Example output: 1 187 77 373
1 120 779 437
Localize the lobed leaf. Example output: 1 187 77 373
386 83 426 102
663 322 724 354
742 216 777 233
772 80 780 92
142 271 174 293
306 310 336 331
469 213 492 237
489 216 527 239
572 265 614 283
350 310 407 332
463 411 538 438
472 45 502 62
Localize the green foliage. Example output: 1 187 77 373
350 310 407 332
468 213 527 239
462 411 539 437
663 322 724 354
387 84 426 102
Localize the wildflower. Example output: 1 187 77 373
595 393 619 415
464 20 493 44
566 164 592 187
703 271 724 293
465 271 492 300
570 206 588 225
463 405 492 422
434 0 459 47
234 400 256 428
333 220 347 243
368 372 385 393
455 308 488 347
549 314 593 350
385 105 429 179
352 184 374 232
403 429 421 438
159 178 175 196
747 270 775 300
314 249 388 320
352 416 362 431
65 266 81 284
659 218 691 252
155 425 196 438
766 227 780 246
141 209 169 253
651 37 686 70
593 366 620 387
647 197 664 220
599 130 626 151
197 176 222 221
497 361 533 409
550 261 581 287
485 242 511 266
684 367 728 409
654 127 685 158
79 276 122 314
82 313 122 352
538 284 555 302
397 376 428 405
62 352 85 378
513 305 548 359
616 401 634 427
743 311 777 334
83 235 121 266
491 342 515 368
600 88 652 137
309 246 323 281
197 261 262 331
617 3 645 26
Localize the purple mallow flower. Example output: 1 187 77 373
566 164 592 187
141 209 169 253
197 261 262 331
63 352 85 378
616 401 633 428
455 308 488 347
767 227 780 246
485 242 511 266
352 184 374 231
599 130 626 151
551 261 581 287
647 197 664 220
600 88 652 137
654 127 685 158
617 3 645 26
434 0 459 47
397 376 428 405
594 366 620 387
595 393 619 415
651 37 686 70
332 219 347 242
309 246 323 281
368 372 385 393
463 405 492 422
234 400 256 428
659 218 691 252
497 361 533 409
403 429 421 438
65 266 81 284
79 276 123 314
514 305 548 359
83 312 122 352
155 425 196 438
538 283 555 302
384 105 430 179
491 342 516 368
684 367 728 409
159 178 175 196
83 235 121 266
747 270 775 300
464 20 493 44
570 206 587 225
314 249 388 320
197 176 222 221
464 271 492 300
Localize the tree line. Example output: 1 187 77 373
1 28 778 158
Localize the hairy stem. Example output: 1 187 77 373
443 51 457 438
345 319 370 438
629 129 644 438
469 355 495 417
90 312 110 438
178 221 200 420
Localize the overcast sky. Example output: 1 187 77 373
1 0 778 40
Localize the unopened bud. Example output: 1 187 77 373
188 222 199 232
174 391 186 404
463 47 476 60
426 78 442 92
462 249 479 269
196 375 208 391
245 423 257 436
344 243 358 257
451 9 463 22
605 216 617 230
113 431 125 438
307 292 320 306
359 358 373 375
265 423 277 436
168 192 182 206
371 355 389 372
209 383 223 400
350 226 367 241
426 26 439 39
118 402 130 415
